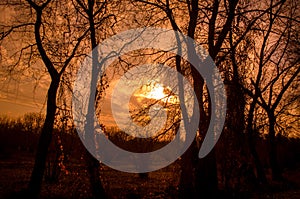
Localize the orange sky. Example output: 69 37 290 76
0 73 48 117
0 7 44 117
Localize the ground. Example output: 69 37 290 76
0 153 300 199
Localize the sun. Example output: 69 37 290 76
133 81 179 104
146 83 167 100
131 80 179 104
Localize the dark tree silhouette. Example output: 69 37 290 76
24 0 87 197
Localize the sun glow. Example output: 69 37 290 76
146 84 167 100
134 81 179 104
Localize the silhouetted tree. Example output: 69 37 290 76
242 0 300 180
1 0 88 197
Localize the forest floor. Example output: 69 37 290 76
0 152 300 199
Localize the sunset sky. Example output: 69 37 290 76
0 68 48 117
0 7 45 117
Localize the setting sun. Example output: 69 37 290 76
146 83 167 100
133 81 179 104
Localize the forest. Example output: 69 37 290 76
0 0 299 198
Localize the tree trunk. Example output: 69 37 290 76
246 94 267 184
27 78 60 198
179 145 196 199
84 151 106 199
81 1 107 198
247 129 267 184
268 112 282 181
196 148 218 198
193 77 218 196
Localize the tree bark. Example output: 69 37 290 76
246 93 267 184
196 148 218 197
247 130 267 184
85 151 106 199
27 77 60 198
178 142 197 199
268 112 282 181
81 1 107 198
26 2 61 196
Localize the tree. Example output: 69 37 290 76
25 0 89 197
1 0 88 197
72 0 115 198
242 0 300 180
133 0 240 197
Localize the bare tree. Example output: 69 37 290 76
133 0 240 197
72 0 116 198
25 0 89 197
242 0 300 180
1 0 88 197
